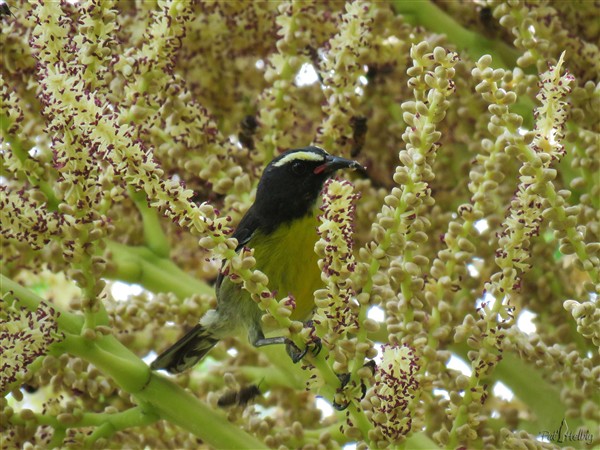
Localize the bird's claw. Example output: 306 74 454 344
285 338 322 364
285 340 306 363
359 360 376 399
332 398 350 411
333 360 377 410
337 372 351 387
310 337 322 357
330 384 364 411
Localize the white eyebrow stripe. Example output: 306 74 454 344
273 151 327 167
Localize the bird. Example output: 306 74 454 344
151 146 364 374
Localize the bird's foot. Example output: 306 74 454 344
285 337 322 363
332 360 376 411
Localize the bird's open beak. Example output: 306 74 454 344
313 155 366 175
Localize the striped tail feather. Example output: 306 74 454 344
150 324 218 373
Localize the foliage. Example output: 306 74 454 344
1 0 598 449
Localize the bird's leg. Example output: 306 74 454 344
337 372 351 387
252 336 321 363
253 336 288 348
253 336 305 362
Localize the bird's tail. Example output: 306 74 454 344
150 324 218 374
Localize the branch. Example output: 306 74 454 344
128 187 171 258
105 240 213 298
2 278 267 449
391 0 518 68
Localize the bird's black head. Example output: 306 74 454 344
253 146 363 232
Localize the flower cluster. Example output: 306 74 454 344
314 179 361 346
364 344 419 445
564 298 600 348
0 188 66 252
314 1 375 153
493 0 600 81
445 52 579 448
0 296 62 394
255 2 329 161
311 178 374 412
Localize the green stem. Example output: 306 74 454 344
85 423 114 448
61 334 150 393
5 281 266 448
142 374 267 449
304 422 346 442
368 322 389 343
128 187 171 258
48 427 67 449
405 431 440 449
105 240 213 298
4 281 266 447
83 406 159 448
391 0 518 69
237 354 305 391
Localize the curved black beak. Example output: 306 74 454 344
314 155 366 176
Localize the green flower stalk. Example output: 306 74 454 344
448 52 579 448
313 178 372 414
254 1 311 161
314 179 361 351
315 1 375 153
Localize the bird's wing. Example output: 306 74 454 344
215 206 261 289
150 323 218 373
232 206 260 251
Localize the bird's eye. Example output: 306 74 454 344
291 161 306 175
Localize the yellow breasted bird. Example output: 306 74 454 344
151 146 363 374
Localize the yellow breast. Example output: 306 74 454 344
250 213 322 321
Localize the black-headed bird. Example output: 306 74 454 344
151 146 363 374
